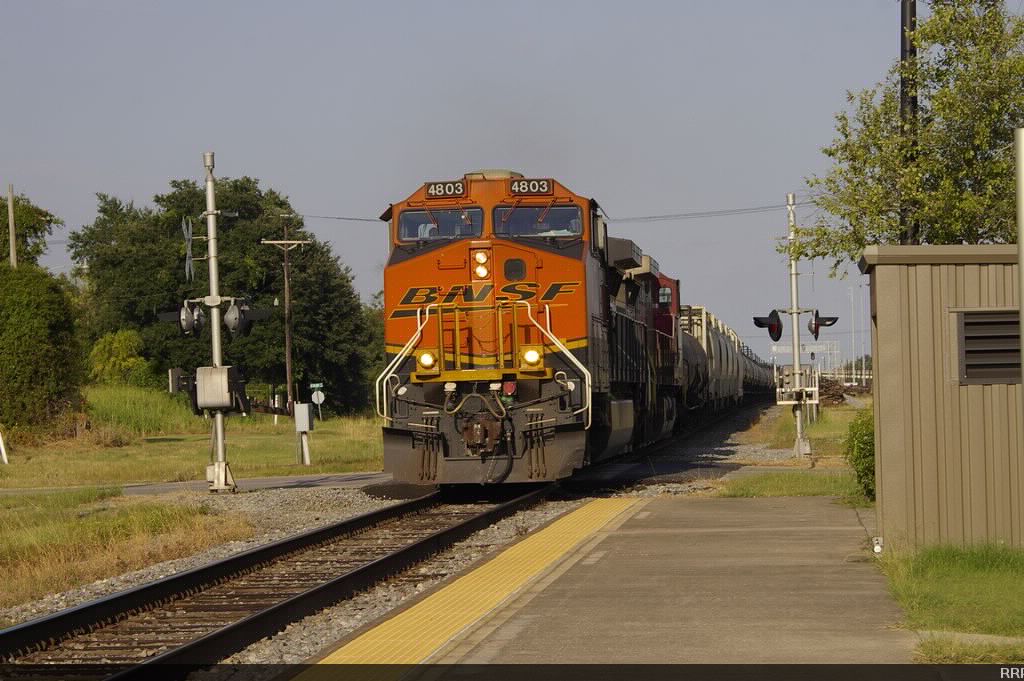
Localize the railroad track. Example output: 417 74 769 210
0 485 552 676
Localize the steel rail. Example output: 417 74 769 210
0 493 443 660
1 485 553 676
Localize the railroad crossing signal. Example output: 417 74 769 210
753 309 783 342
159 298 270 338
807 309 839 340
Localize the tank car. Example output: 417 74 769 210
375 171 772 485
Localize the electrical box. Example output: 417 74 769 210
775 365 820 406
294 402 314 432
196 366 236 409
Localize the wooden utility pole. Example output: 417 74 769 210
262 216 310 416
7 184 16 268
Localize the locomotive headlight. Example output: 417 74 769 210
418 351 436 369
522 348 542 366
473 250 489 265
474 264 489 279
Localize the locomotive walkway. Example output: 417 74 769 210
315 486 916 664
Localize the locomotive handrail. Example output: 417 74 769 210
517 301 592 429
375 303 437 421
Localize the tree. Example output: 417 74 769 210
69 178 371 411
799 0 1024 271
0 265 83 430
0 192 63 266
360 291 386 390
89 330 154 386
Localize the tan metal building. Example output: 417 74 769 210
859 245 1023 549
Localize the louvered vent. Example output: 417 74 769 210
960 311 1020 384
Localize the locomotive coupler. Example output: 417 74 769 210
461 412 503 455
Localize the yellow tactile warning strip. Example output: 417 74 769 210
317 496 640 665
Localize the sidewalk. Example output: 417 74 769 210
430 494 914 663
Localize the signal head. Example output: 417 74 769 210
193 306 206 334
753 309 783 342
807 310 838 340
224 303 241 333
179 304 195 335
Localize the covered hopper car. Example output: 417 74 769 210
375 170 773 485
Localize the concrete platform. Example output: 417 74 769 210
431 495 915 664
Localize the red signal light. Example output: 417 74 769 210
807 309 838 340
753 309 783 342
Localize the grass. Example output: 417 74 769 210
733 399 870 463
0 385 384 489
0 487 252 621
85 384 213 436
766 404 863 457
715 470 871 506
882 544 1024 640
0 416 383 488
915 637 1024 664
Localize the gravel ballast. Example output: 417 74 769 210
0 487 402 628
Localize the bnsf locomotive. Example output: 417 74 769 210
375 171 772 485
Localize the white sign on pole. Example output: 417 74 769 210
311 390 325 420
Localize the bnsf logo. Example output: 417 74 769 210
397 282 579 306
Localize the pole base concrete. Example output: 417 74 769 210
206 460 236 492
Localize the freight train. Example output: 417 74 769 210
375 171 773 485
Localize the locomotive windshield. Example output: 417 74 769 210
398 207 483 241
493 205 583 238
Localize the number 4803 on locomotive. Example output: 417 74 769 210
375 170 773 485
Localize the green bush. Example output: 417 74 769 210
0 265 83 432
845 408 875 500
88 330 158 387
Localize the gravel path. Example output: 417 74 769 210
0 487 403 628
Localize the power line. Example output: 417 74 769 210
607 201 815 224
44 197 829 247
298 201 820 226
299 213 378 223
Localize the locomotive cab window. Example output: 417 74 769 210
493 205 583 239
398 208 482 242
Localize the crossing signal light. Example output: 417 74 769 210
159 302 205 336
753 309 783 342
224 302 250 337
224 302 271 338
807 309 838 340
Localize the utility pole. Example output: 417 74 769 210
900 0 919 244
7 184 16 268
262 216 310 416
859 284 867 386
203 152 235 492
788 193 810 456
849 286 857 384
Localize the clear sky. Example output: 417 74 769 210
2 0 901 366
